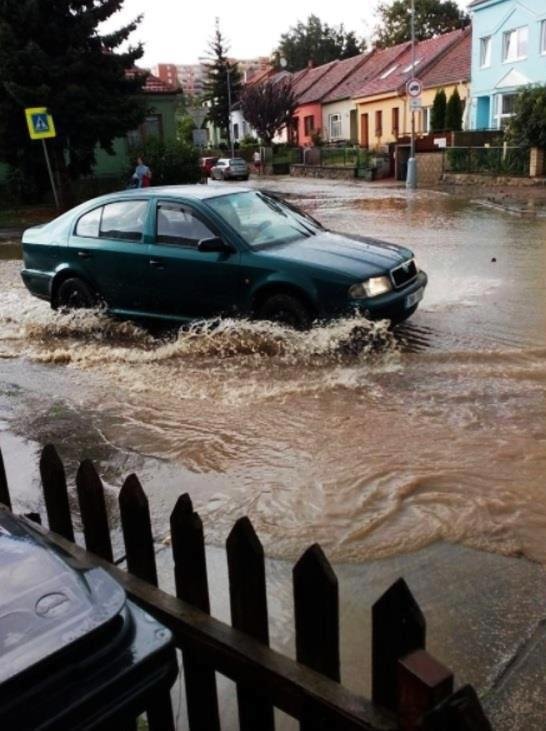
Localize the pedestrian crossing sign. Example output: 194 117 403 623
25 107 56 140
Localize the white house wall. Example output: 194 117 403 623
322 100 356 143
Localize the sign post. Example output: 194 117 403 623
24 107 60 210
406 0 418 190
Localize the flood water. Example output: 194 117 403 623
1 178 545 566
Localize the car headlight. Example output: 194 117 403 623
349 276 392 299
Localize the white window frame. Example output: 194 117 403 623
402 58 422 73
380 64 398 79
502 26 529 62
329 113 342 139
422 107 431 133
480 36 492 67
541 20 546 55
494 93 518 128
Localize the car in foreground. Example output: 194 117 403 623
21 186 427 329
210 158 249 181
199 156 219 178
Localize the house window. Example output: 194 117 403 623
380 64 398 79
502 27 529 62
329 113 342 139
422 107 431 133
392 107 399 135
127 114 163 148
304 115 315 136
541 20 546 55
402 59 422 73
480 36 492 67
375 110 383 137
233 123 239 140
494 93 518 127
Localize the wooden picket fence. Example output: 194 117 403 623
0 444 493 731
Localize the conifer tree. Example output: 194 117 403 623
430 89 447 132
0 0 147 201
202 20 242 147
445 88 464 131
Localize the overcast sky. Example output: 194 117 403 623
102 0 472 68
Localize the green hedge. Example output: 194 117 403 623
128 138 201 185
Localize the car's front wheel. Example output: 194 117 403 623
257 293 312 331
56 277 98 310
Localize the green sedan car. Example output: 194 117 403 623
21 186 427 329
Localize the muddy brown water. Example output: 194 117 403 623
0 179 545 567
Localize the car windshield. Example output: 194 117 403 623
205 191 321 248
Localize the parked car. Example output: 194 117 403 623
20 186 427 329
210 158 249 181
199 156 219 178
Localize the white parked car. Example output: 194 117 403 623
210 157 249 181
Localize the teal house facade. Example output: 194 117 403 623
469 0 546 129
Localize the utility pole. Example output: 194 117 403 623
406 0 417 190
226 65 235 159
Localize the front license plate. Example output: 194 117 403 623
405 288 424 309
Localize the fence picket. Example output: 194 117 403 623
372 578 425 712
119 473 158 585
76 459 113 562
294 544 340 730
40 444 74 542
118 474 175 731
170 494 220 731
0 446 11 510
227 517 275 731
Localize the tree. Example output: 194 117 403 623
202 20 241 147
374 0 469 48
506 85 546 149
240 79 297 145
178 115 196 145
0 0 147 203
430 89 447 132
276 15 366 72
445 88 464 131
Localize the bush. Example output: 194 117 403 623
129 138 200 185
506 85 546 149
240 134 259 147
3 165 45 205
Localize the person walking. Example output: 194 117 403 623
253 149 261 175
132 157 152 188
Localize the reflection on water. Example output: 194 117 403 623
0 186 545 566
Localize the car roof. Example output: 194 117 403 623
88 185 254 205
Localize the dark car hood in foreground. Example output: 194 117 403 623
255 231 412 280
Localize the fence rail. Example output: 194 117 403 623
0 444 493 731
444 146 530 177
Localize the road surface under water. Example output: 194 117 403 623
1 179 545 566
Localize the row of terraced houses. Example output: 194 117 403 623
228 0 546 150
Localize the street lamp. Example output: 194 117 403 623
226 65 235 159
406 0 417 190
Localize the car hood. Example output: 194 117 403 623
255 231 413 279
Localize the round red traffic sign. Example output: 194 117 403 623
406 78 422 97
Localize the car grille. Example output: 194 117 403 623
391 259 418 288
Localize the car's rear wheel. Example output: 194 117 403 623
56 277 97 310
257 293 312 331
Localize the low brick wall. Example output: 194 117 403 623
416 153 444 186
290 164 356 180
442 172 546 187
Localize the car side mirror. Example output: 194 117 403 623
197 236 233 253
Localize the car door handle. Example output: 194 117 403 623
77 251 91 259
149 258 165 269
